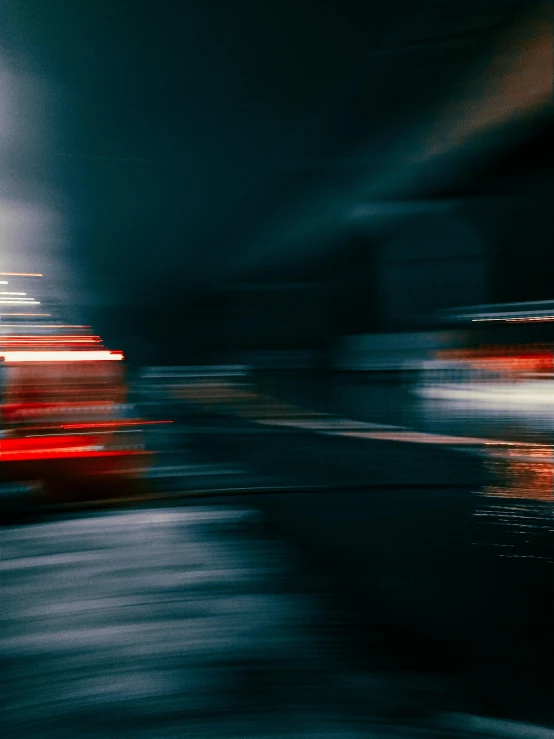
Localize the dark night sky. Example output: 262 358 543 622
1 1 550 361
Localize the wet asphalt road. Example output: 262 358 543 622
1 506 471 739
3 374 554 735
143 378 554 725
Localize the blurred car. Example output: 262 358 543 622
0 350 153 507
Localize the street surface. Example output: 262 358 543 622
2 506 474 738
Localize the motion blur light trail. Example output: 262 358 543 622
61 420 172 429
0 285 154 506
0 351 124 362
0 272 43 277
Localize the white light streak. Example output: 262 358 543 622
0 272 43 277
0 350 124 362
0 324 90 328
472 317 554 323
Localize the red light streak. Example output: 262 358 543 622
62 420 172 429
0 435 97 450
0 341 101 346
0 335 100 340
0 449 138 462
0 434 143 462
